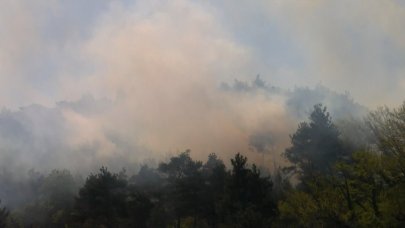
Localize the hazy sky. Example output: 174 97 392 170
0 0 404 172
1 0 404 108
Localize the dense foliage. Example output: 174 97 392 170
278 102 405 227
0 102 404 227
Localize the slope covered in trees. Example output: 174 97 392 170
0 101 404 227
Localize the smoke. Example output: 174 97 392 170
0 0 402 177
261 0 405 106
0 80 367 178
0 97 150 176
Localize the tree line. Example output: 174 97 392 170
0 101 404 227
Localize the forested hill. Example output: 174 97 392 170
0 101 404 227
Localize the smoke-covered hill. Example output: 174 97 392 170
0 77 369 177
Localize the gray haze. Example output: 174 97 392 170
0 1 403 176
0 79 367 176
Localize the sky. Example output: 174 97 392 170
0 0 404 173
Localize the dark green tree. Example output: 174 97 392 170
0 200 9 228
73 167 128 227
158 150 204 228
221 153 276 227
130 165 162 192
201 153 227 227
285 104 345 181
125 186 153 228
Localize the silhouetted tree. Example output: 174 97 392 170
221 153 276 227
73 167 127 227
0 200 9 228
159 150 204 228
285 104 345 182
202 153 227 227
130 165 162 192
125 186 153 228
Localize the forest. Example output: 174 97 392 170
1 0 405 227
0 101 403 228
